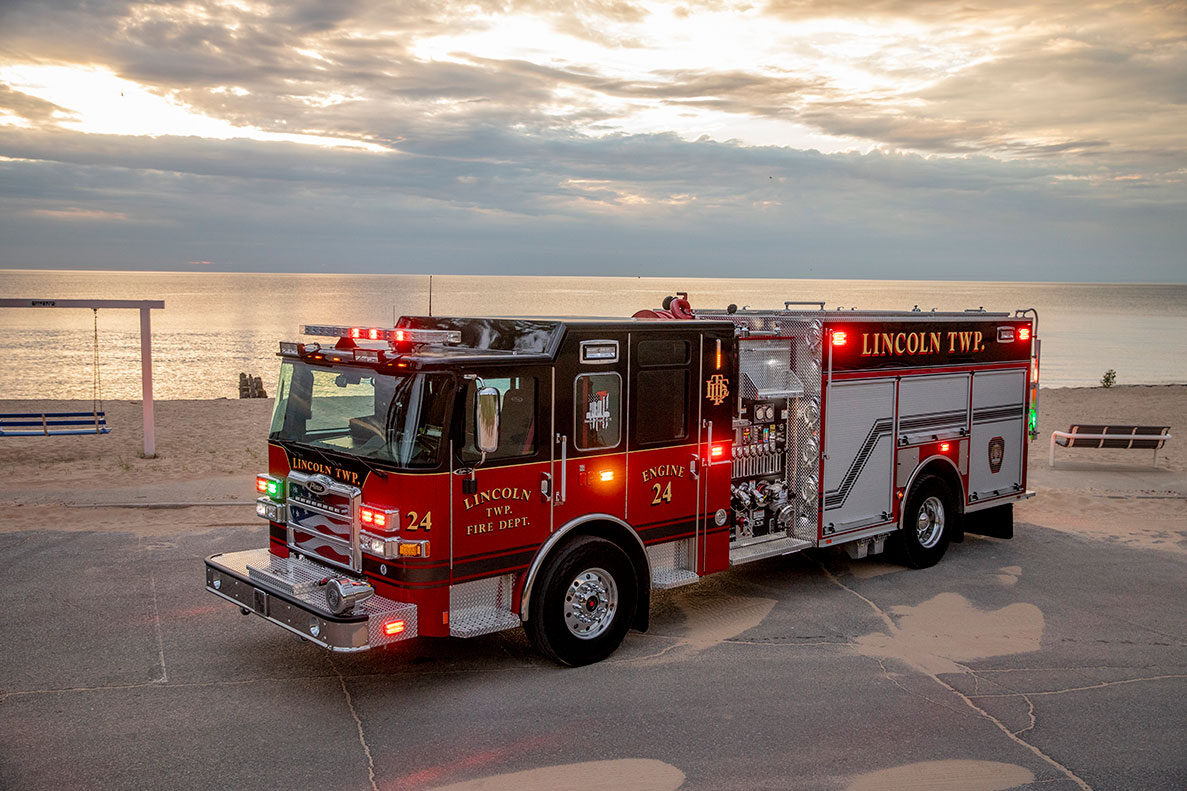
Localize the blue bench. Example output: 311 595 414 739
0 411 110 436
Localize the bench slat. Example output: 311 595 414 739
0 419 108 427
0 428 112 436
0 412 106 419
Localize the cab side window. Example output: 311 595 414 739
460 377 538 463
636 369 688 445
635 339 691 446
575 372 622 450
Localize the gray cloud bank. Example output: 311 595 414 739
0 0 1184 280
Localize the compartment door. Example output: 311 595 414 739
969 369 1026 501
823 379 895 534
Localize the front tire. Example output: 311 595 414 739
894 474 956 569
526 535 637 666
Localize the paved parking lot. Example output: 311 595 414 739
1 514 1183 790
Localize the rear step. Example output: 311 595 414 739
729 535 812 566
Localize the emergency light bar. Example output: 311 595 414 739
301 325 462 345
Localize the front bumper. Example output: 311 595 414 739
205 548 418 652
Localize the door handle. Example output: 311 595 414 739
689 454 699 479
555 433 567 505
540 472 553 501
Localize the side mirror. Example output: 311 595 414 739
476 386 500 453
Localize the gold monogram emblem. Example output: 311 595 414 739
706 374 729 406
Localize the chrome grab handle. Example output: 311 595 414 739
556 434 567 504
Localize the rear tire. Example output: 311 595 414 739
894 474 956 569
525 535 637 667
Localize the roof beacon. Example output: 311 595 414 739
300 325 462 346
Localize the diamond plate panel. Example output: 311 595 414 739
647 539 699 588
739 339 805 399
450 574 521 638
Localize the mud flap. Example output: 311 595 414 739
964 503 1014 539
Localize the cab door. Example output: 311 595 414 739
626 332 701 548
450 366 553 584
552 335 631 528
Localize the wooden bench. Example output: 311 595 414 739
1049 424 1171 467
0 411 110 436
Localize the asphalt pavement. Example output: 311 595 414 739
1 517 1183 790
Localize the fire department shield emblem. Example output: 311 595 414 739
706 374 729 406
988 436 1005 474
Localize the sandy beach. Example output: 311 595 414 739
1 385 1183 551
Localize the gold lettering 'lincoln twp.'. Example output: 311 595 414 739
861 330 984 358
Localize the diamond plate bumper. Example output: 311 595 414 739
205 548 417 653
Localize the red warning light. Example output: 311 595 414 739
711 444 725 458
382 619 406 636
349 327 362 339
368 328 380 340
1018 327 1031 341
939 443 950 452
832 331 848 346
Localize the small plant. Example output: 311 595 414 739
1101 369 1117 388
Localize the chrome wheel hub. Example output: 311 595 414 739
563 567 618 640
915 495 945 549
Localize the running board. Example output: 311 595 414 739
729 536 812 566
652 568 700 589
449 606 521 639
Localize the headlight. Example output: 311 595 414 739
255 497 287 522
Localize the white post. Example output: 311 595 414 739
140 306 156 457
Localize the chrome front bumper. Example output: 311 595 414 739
205 548 418 653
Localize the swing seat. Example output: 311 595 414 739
0 411 110 436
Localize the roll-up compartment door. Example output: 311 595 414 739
969 369 1026 501
823 379 895 533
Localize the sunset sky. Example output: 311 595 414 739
1 0 1184 280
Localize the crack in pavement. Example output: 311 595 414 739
331 656 378 791
147 547 169 684
1014 694 1037 738
0 662 534 698
873 656 969 718
968 674 1187 699
813 558 1094 791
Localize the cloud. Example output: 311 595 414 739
0 0 1182 279
0 123 1181 280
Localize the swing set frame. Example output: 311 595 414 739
0 298 165 457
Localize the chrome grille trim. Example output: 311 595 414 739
285 471 363 572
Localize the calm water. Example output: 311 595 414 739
1 270 1184 399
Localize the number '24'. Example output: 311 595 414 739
405 511 433 531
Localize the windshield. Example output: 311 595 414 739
269 361 453 468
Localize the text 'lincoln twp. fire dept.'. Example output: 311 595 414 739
205 293 1040 665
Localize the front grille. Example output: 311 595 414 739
285 470 362 572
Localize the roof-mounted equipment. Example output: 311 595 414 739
300 325 462 346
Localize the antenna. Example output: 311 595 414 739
428 275 433 317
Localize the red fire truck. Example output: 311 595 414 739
205 294 1039 665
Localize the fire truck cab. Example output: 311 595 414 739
206 296 1038 666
